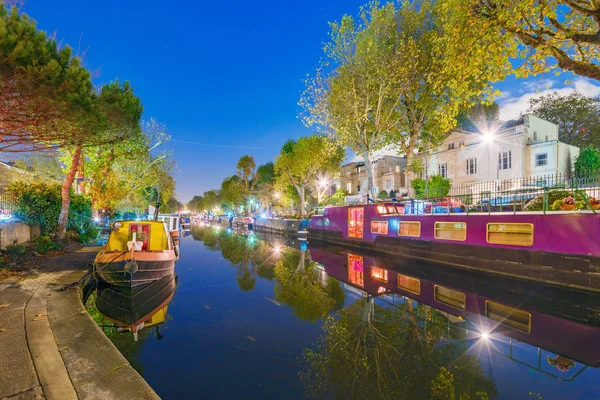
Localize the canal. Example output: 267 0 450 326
87 225 600 399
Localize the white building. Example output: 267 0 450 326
414 115 579 188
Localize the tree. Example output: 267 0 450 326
256 162 275 186
302 1 512 194
456 102 501 133
472 0 600 80
574 148 600 176
236 155 257 211
412 175 452 198
221 175 245 212
527 92 600 148
274 136 343 216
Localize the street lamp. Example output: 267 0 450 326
274 192 280 199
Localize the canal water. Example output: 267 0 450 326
87 225 600 399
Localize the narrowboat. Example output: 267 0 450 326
309 203 600 292
95 220 178 287
96 273 176 341
310 245 600 369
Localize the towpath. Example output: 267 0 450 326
0 246 159 400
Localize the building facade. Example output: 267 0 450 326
414 115 579 190
340 155 407 196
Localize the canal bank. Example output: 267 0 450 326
0 246 159 400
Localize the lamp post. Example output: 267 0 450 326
483 130 500 191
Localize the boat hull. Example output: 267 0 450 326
95 252 176 288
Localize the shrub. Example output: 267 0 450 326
377 190 389 199
4 243 27 261
524 190 572 211
8 181 94 238
574 147 600 176
327 189 350 206
32 235 61 253
412 175 451 199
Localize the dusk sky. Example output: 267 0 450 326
22 0 600 202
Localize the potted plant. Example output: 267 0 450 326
560 196 576 211
588 197 600 210
546 355 575 372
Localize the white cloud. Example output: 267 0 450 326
499 78 600 120
522 79 556 92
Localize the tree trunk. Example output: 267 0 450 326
295 184 306 216
76 152 86 195
362 150 374 196
404 127 420 197
56 145 82 240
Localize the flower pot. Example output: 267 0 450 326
590 203 600 210
560 203 576 211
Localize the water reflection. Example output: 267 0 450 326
87 224 599 399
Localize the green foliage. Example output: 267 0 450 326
524 190 572 211
378 190 389 199
574 148 600 176
412 175 451 198
3 243 27 261
9 181 93 239
327 188 349 206
32 236 61 253
528 92 600 148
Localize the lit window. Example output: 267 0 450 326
466 158 477 175
385 180 391 190
346 182 352 193
535 153 548 167
348 208 364 239
434 285 466 309
486 301 531 333
434 222 466 241
398 221 420 237
348 254 364 287
487 223 534 246
370 221 389 235
397 274 420 294
395 165 400 173
371 267 388 282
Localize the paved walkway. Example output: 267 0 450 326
0 246 159 400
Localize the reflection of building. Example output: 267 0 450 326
340 156 407 196
414 115 579 186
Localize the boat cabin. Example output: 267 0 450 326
106 220 172 252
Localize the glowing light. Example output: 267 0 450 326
261 213 266 218
274 245 281 254
319 178 328 188
94 217 100 223
482 130 496 144
274 192 280 199
480 331 490 341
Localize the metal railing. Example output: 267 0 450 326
0 188 17 214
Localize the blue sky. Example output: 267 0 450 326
21 0 600 202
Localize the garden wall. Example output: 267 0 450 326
0 222 40 249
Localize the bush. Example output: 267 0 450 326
412 175 451 199
4 243 27 261
32 236 61 253
8 182 94 239
524 190 572 211
377 190 389 199
327 188 350 206
574 148 600 176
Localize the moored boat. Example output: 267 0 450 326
95 220 177 287
309 203 600 292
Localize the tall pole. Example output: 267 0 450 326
496 139 500 191
425 140 429 198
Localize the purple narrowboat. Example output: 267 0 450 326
309 246 600 368
309 204 600 292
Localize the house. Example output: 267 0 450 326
414 115 579 189
340 155 407 196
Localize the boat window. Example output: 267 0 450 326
487 223 534 246
397 274 420 295
434 222 467 241
348 254 364 287
129 224 151 250
398 221 420 237
485 301 531 333
434 285 466 309
348 207 364 239
371 221 389 235
371 266 388 282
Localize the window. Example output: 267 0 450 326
371 267 388 283
434 222 467 241
487 223 534 246
397 274 420 295
466 158 477 175
545 135 548 141
398 221 421 237
370 221 388 235
348 254 364 287
533 131 537 141
348 208 364 239
346 182 352 193
535 153 548 167
385 180 391 191
485 301 531 333
434 285 466 309
447 143 455 150
438 163 448 178
459 140 465 148
498 151 512 170
395 165 400 173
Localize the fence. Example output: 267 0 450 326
0 188 17 215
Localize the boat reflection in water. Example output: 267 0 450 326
310 243 600 383
95 273 177 341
